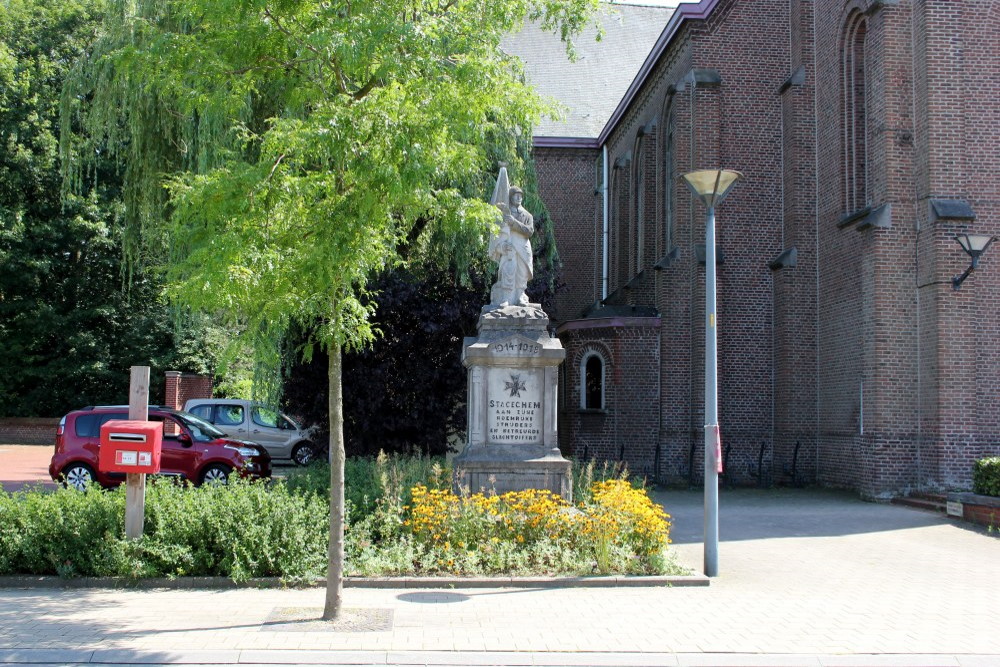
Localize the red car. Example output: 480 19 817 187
50 406 272 490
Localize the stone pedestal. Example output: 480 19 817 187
453 304 571 500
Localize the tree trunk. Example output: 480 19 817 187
323 341 345 620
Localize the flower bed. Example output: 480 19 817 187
0 456 684 581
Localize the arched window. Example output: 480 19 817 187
580 351 605 410
581 352 606 410
662 98 676 250
842 11 868 213
611 156 631 290
633 134 645 274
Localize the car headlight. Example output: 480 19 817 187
225 445 258 458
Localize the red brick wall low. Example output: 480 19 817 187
0 418 60 445
964 504 1000 528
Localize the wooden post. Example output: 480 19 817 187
125 366 149 540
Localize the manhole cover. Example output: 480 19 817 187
262 606 393 632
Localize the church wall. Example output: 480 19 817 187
542 0 1000 496
913 0 1000 488
534 147 602 322
556 318 661 481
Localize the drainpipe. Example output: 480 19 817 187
602 144 609 300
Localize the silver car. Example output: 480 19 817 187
183 398 318 465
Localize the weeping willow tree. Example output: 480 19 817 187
61 0 596 618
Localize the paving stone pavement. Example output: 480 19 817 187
0 488 997 666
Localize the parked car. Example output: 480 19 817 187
50 406 272 490
183 398 318 466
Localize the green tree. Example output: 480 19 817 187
0 0 215 416
64 0 596 618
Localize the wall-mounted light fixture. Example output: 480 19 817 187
952 234 997 290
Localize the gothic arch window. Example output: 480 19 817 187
633 134 645 274
842 10 868 213
580 351 606 410
661 98 676 250
610 165 623 290
611 157 631 290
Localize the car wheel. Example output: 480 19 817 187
292 441 316 466
62 463 96 491
199 464 231 486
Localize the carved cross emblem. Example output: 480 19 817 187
505 374 526 398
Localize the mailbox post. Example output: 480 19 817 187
90 366 162 538
96 366 158 539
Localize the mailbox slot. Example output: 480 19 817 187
109 432 147 443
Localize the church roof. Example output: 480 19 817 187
502 2 678 142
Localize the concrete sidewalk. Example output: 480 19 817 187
1 488 998 666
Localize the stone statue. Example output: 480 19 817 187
489 179 534 308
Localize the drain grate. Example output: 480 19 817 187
262 606 393 632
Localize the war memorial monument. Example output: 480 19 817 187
453 167 572 500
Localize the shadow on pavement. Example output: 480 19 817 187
653 487 953 544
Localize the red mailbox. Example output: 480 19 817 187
98 420 163 474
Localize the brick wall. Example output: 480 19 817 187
534 148 601 322
914 1 1000 488
557 317 661 480
538 0 1000 496
164 371 213 411
0 418 60 445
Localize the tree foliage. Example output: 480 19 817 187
0 0 221 417
61 0 594 360
62 0 597 618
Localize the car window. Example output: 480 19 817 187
188 405 213 421
251 407 280 428
176 412 226 441
216 405 244 426
74 414 101 438
279 415 297 431
148 415 184 439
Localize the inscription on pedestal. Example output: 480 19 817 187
491 340 542 356
488 369 542 444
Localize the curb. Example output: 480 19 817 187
2 648 993 666
0 573 708 590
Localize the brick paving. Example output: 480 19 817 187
0 488 998 665
0 444 56 493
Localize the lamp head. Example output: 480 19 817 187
952 233 997 290
955 234 996 258
681 169 743 208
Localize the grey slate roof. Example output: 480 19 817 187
502 2 678 140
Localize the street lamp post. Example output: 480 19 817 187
681 168 742 578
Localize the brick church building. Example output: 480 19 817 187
509 0 1000 498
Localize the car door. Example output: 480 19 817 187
248 405 294 458
147 414 194 481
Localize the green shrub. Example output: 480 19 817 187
0 455 684 580
0 478 327 582
0 484 123 576
973 457 1000 497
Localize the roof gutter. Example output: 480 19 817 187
533 136 601 149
